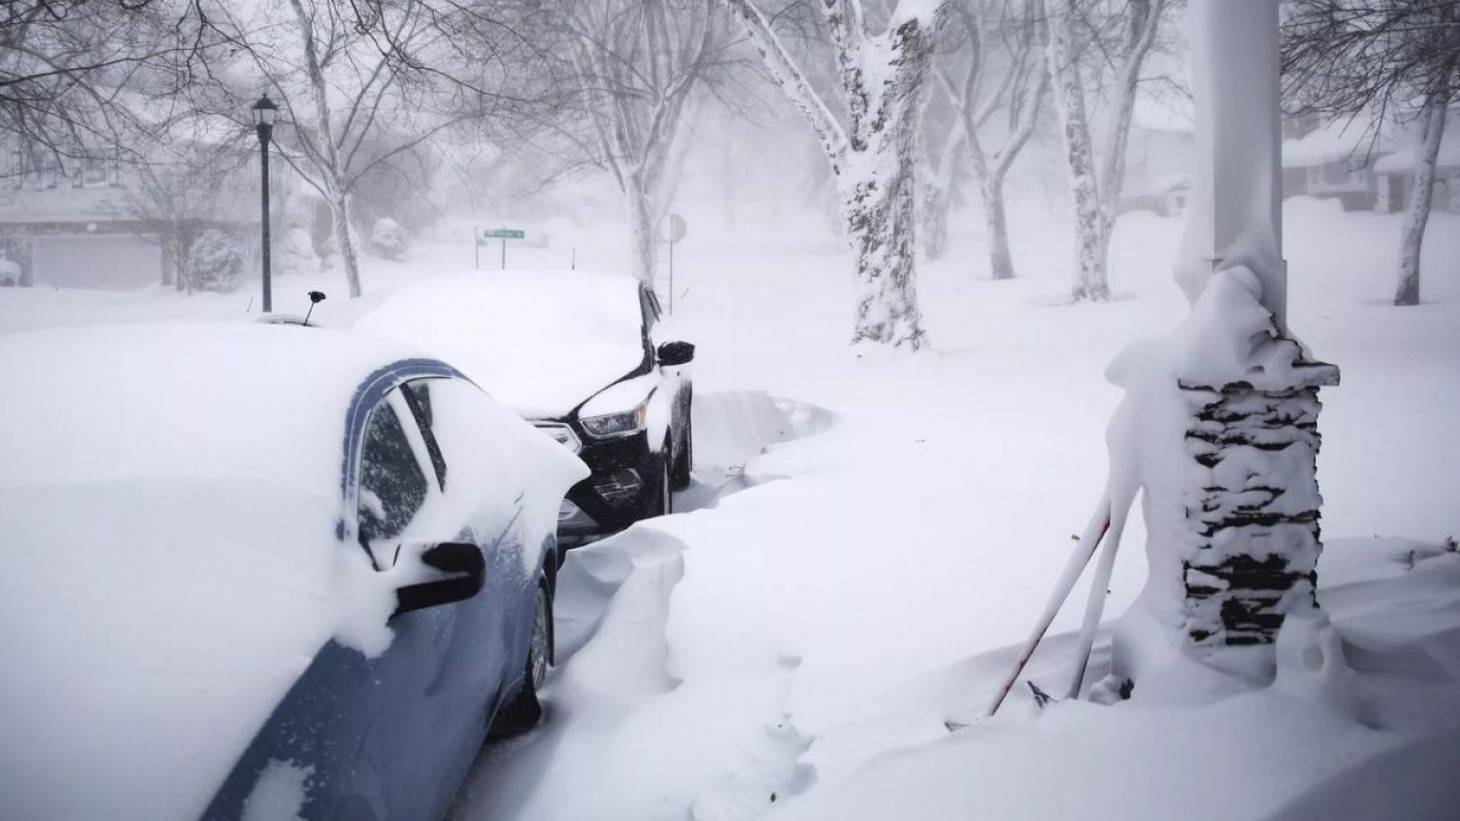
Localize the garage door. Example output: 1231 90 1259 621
33 234 162 291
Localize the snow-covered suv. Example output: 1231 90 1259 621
358 270 695 545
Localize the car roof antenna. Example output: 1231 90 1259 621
303 290 327 327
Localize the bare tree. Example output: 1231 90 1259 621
1283 0 1460 306
116 134 244 291
205 0 533 297
925 0 1047 279
524 0 735 285
1044 0 1167 302
0 1 223 175
721 0 950 349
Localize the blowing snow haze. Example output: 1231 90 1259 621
2 0 1459 819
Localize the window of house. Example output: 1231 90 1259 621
77 157 114 189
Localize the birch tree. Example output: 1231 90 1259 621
1283 0 1460 306
722 0 951 349
926 0 1047 279
1043 0 1167 302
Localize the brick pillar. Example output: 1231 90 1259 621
1180 367 1338 648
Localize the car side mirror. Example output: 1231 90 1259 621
393 542 485 617
657 340 695 367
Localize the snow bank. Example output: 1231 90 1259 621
768 540 1460 821
690 391 833 472
452 392 831 821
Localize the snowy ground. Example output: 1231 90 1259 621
3 199 1457 819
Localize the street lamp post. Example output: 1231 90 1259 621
251 95 278 313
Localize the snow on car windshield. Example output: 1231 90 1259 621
356 271 648 419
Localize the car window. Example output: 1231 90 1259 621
402 379 448 490
358 397 428 549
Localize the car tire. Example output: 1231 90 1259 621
490 584 550 739
671 419 693 491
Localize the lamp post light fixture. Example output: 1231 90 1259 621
251 95 278 313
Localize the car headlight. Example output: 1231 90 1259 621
579 402 648 438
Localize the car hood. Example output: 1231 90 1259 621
353 272 651 420
479 355 647 421
0 480 356 821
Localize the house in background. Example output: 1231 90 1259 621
1120 96 1195 217
0 150 165 290
0 130 293 291
1371 109 1460 214
1280 109 1460 214
1280 117 1380 210
1116 100 1459 219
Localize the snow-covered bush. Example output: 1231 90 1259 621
279 227 318 277
370 217 408 260
186 230 245 293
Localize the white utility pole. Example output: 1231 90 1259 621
1178 0 1288 332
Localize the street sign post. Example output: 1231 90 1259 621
476 227 526 270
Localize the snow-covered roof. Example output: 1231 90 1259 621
1373 130 1460 173
0 322 427 494
1283 121 1379 168
357 270 650 419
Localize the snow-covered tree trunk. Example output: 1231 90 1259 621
917 94 964 262
846 14 941 347
977 171 1015 281
1395 89 1449 307
1045 0 1109 301
628 171 659 285
723 0 947 349
932 3 1047 282
845 107 927 346
1094 0 1159 248
289 0 363 299
920 184 950 260
1043 0 1164 302
561 1 714 288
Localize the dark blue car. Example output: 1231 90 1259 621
0 323 588 821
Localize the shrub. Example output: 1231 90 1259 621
279 227 319 277
186 229 245 293
370 217 408 260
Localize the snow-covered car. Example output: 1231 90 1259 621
0 323 587 821
357 271 695 545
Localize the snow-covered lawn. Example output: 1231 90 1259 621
2 201 1457 819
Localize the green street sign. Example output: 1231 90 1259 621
483 228 525 239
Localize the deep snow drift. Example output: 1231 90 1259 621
0 197 1456 820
